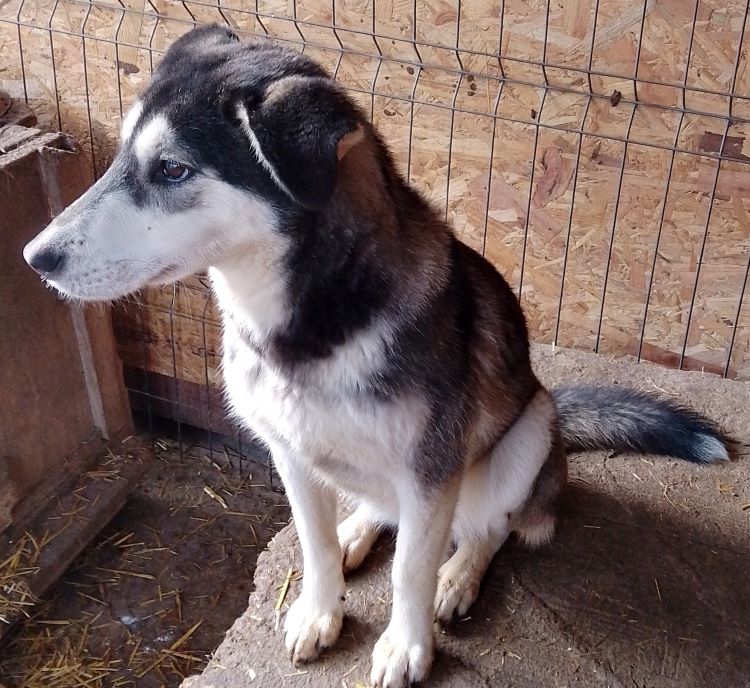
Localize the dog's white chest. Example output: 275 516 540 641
221 326 426 497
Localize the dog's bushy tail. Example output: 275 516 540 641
552 385 730 464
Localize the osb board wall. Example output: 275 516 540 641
2 0 749 394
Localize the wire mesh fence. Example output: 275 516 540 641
2 0 749 460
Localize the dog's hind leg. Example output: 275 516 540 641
435 525 509 622
338 503 383 572
435 389 561 622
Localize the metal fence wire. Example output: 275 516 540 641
2 0 750 460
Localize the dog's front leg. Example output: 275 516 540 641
272 449 345 664
371 485 458 688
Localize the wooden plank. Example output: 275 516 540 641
117 0 148 74
1 126 132 523
1 130 98 512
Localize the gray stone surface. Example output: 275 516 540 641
182 345 750 688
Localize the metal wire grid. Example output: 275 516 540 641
3 0 750 461
131 286 274 483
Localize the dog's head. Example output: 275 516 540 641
23 24 365 301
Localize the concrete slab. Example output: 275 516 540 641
182 345 750 688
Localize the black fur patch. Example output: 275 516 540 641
240 77 362 209
268 212 393 365
124 26 342 211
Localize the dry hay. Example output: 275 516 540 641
0 450 132 630
0 535 41 625
0 602 206 688
0 439 282 688
1 610 127 688
1 0 749 383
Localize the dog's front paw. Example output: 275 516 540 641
284 594 343 665
370 624 433 688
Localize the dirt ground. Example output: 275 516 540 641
0 434 290 688
182 345 750 688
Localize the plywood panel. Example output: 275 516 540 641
2 0 748 384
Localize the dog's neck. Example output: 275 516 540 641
209 248 290 339
210 130 451 371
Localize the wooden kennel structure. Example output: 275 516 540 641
0 121 149 636
1 0 748 434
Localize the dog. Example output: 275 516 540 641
23 25 730 687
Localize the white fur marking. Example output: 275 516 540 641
235 103 295 202
134 114 172 167
210 246 290 340
695 434 729 462
338 505 382 572
120 101 143 143
271 446 345 664
435 533 506 622
371 493 455 687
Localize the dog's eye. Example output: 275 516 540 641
160 159 191 182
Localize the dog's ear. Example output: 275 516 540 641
171 23 240 52
158 24 240 74
232 76 364 210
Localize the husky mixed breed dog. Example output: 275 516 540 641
24 25 730 687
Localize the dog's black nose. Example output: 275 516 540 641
26 246 64 276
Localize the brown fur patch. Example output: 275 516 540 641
510 426 567 547
337 127 365 160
